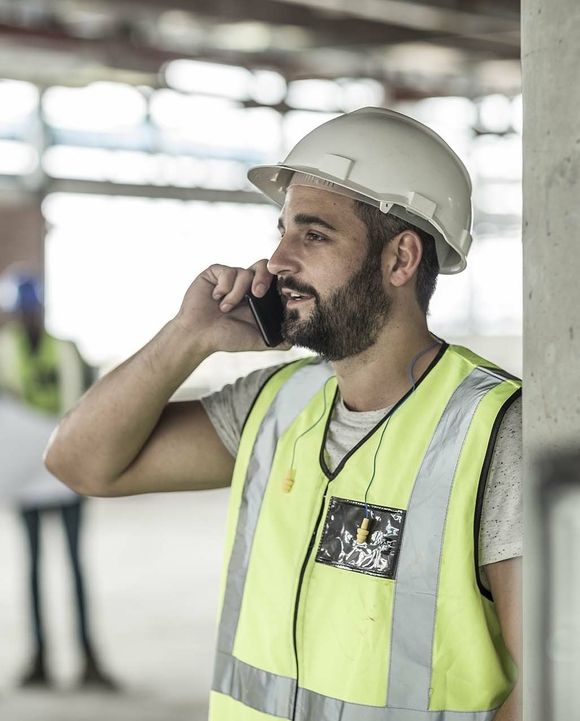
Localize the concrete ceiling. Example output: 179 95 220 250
0 0 521 98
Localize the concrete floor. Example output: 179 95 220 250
0 489 229 721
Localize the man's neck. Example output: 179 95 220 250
331 317 441 412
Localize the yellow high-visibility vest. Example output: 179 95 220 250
210 344 521 721
0 324 87 415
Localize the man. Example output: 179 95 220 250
0 271 116 689
46 108 521 720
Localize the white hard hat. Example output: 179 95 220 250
248 107 473 274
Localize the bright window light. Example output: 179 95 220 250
395 96 476 160
43 146 113 181
240 107 282 155
43 145 249 189
475 182 522 216
150 90 235 130
0 80 39 124
0 140 38 175
43 82 147 132
338 78 384 112
429 234 522 337
472 135 522 181
511 95 522 135
203 159 248 190
43 193 279 368
250 69 287 106
44 146 161 185
164 59 252 100
286 79 342 112
151 92 280 156
429 266 473 337
478 94 513 134
109 150 159 185
157 155 207 188
43 145 254 190
411 96 477 127
471 236 522 334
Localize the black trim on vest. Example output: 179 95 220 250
319 342 450 481
291 478 331 720
239 358 311 438
473 387 522 601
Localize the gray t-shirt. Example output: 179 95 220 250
201 362 522 575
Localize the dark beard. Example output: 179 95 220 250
281 247 392 361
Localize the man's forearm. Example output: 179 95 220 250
45 317 210 494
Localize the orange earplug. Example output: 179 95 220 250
282 469 296 493
356 517 370 544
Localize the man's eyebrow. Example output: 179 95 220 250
277 214 338 232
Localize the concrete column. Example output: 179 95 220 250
523 1 580 718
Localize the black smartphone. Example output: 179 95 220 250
246 281 285 348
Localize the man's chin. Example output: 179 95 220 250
282 309 305 336
282 318 312 348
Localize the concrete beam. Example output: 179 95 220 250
46 179 270 205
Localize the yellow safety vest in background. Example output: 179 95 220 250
16 328 61 414
210 343 521 721
0 324 87 415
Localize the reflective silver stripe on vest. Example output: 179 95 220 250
216 360 333 657
214 651 295 719
479 366 520 384
213 655 496 721
295 686 497 721
387 367 504 709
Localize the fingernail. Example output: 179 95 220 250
220 303 232 312
254 283 266 296
213 292 223 300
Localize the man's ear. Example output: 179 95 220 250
384 230 423 288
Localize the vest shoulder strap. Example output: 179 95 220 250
241 356 325 438
449 344 522 386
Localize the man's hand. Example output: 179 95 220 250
176 259 278 354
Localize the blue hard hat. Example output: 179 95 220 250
0 272 43 313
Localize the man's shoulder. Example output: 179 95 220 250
232 361 289 396
200 357 313 458
201 360 288 421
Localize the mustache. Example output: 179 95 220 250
277 276 319 301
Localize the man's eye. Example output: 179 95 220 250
306 231 326 242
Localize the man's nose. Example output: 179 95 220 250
267 235 301 277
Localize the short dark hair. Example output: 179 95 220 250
353 201 439 314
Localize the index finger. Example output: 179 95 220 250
248 259 275 298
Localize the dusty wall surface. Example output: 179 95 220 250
522 0 580 717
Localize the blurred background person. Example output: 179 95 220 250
0 269 117 690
